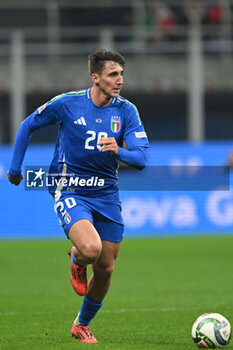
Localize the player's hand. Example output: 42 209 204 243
98 137 118 155
7 171 24 186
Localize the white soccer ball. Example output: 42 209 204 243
191 313 232 348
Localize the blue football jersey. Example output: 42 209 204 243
23 89 149 195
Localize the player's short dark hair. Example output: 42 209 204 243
88 48 125 75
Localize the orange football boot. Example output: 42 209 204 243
70 247 87 296
71 323 98 343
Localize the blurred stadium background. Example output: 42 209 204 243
1 0 233 239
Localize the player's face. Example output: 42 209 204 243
97 61 124 98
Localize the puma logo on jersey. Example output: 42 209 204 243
74 116 87 125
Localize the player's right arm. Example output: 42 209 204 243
8 98 62 185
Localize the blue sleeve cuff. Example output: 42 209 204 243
116 146 147 170
8 169 22 177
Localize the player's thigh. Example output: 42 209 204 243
94 213 124 243
54 194 102 255
55 194 93 236
69 219 102 257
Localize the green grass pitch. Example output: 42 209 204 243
1 235 233 350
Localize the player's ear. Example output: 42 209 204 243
91 73 100 85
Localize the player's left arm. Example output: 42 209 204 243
98 137 147 170
98 102 149 169
116 145 148 170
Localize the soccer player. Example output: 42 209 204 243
8 48 149 343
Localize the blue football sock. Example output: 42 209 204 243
72 251 84 267
78 294 103 325
72 252 78 265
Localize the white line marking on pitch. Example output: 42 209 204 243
0 306 200 316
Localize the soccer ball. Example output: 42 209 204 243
191 313 231 348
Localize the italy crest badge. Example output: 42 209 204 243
111 116 121 133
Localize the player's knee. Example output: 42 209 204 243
104 265 114 279
82 241 102 263
98 262 115 279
